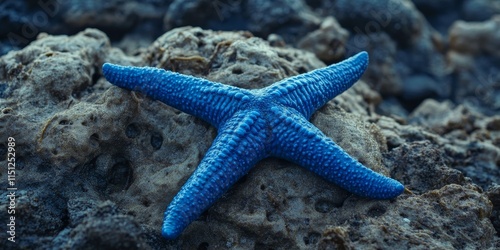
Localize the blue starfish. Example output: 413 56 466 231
102 51 404 239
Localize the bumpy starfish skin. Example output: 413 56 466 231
102 51 404 239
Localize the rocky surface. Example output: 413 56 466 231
1 0 500 249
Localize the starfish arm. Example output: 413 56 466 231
269 108 404 199
102 63 252 127
264 52 368 119
162 110 268 239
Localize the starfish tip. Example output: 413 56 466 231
101 62 114 76
386 180 405 199
395 182 405 196
353 51 369 69
161 224 181 240
358 50 369 59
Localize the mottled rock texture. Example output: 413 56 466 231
1 0 500 249
0 27 395 249
447 16 500 115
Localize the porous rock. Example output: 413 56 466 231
378 97 500 191
0 27 395 249
0 28 112 168
0 25 498 249
387 141 465 194
145 26 326 88
331 183 494 249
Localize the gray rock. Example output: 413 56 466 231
1 10 499 248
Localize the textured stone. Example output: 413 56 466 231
0 27 393 248
145 26 325 89
449 15 500 58
53 201 151 250
330 0 428 46
1 4 500 248
298 16 349 63
349 32 402 96
244 0 321 42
